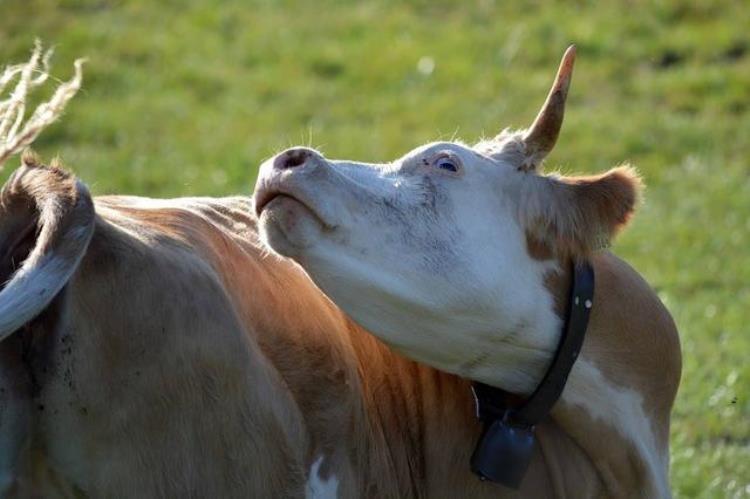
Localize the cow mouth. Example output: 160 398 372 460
254 188 335 230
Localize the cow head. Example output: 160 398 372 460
254 47 642 391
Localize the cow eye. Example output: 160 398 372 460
434 156 459 173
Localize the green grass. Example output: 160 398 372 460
1 0 748 496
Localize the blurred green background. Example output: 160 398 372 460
1 0 748 496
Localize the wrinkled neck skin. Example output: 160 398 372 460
324 253 563 397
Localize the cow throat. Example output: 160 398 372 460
469 261 594 489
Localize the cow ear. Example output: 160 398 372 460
520 166 642 257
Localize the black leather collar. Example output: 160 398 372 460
470 260 595 488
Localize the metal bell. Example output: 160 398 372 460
470 418 536 489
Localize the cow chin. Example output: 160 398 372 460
258 195 324 256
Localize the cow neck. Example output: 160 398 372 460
469 260 595 489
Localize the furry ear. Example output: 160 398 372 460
520 166 643 257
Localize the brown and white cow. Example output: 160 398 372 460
254 47 682 497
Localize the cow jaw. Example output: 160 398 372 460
257 194 328 253
255 142 563 393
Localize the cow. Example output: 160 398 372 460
254 46 682 497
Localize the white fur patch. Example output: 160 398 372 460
305 455 338 499
565 361 670 498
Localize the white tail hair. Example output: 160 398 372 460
0 40 84 167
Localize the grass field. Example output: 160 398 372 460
1 0 748 496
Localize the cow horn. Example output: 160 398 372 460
0 161 95 341
521 45 576 171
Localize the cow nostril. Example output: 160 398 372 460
275 148 311 170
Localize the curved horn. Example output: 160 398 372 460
521 45 576 171
0 159 95 341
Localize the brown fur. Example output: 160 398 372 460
520 165 642 259
521 164 679 496
0 165 679 498
539 254 680 497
